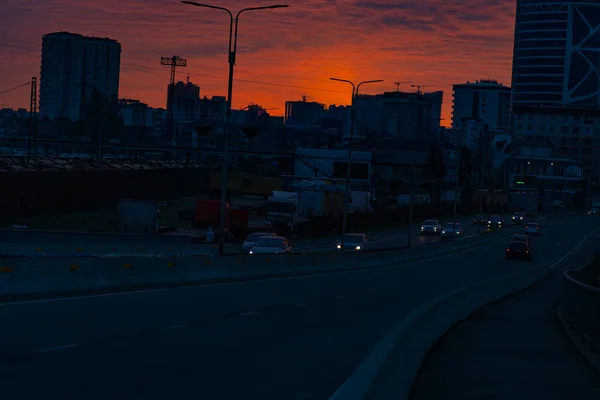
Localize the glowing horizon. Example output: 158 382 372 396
0 0 517 127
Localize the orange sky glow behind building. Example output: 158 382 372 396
0 0 518 127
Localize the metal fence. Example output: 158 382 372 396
563 265 600 351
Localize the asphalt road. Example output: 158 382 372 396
0 215 482 255
410 229 600 400
0 216 588 400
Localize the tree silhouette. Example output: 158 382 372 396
424 145 446 205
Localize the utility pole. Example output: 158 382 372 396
329 77 383 248
479 129 486 215
161 56 187 153
27 76 37 162
408 163 415 248
453 150 460 232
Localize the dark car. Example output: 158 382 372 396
506 241 532 261
487 215 504 229
511 233 532 249
473 214 487 225
512 212 525 224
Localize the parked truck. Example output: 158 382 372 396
266 188 345 233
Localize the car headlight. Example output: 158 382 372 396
337 244 341 249
442 230 446 234
249 250 253 254
433 227 437 231
456 231 460 235
421 227 424 230
356 246 361 250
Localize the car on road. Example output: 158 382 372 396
487 215 504 229
511 233 532 248
421 220 442 236
506 240 532 261
524 222 542 236
441 222 464 239
336 233 370 252
512 212 525 224
588 208 599 215
248 236 293 255
242 232 277 253
473 214 487 225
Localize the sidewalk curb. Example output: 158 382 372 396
556 303 600 372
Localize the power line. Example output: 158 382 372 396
0 81 31 95
0 42 347 95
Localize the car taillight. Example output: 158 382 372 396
525 226 529 229
525 250 529 253
506 248 510 252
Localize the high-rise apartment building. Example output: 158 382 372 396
511 0 600 108
451 80 511 131
39 32 121 120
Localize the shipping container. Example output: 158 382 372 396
209 171 284 197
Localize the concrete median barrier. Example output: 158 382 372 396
0 212 582 300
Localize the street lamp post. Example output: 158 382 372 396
182 1 289 254
329 77 383 248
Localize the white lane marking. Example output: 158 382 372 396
3 218 580 305
162 324 187 330
296 303 309 307
39 343 77 353
0 288 169 307
240 311 258 316
334 295 345 299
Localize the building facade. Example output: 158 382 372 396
39 32 121 120
512 105 600 189
451 80 511 131
284 99 326 127
511 0 600 107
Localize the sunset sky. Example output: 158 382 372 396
1 0 517 126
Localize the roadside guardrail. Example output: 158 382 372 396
563 264 600 352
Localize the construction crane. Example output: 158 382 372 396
394 80 412 92
411 84 443 94
160 56 187 148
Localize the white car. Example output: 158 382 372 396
242 232 276 253
248 236 293 255
421 220 442 236
441 222 464 239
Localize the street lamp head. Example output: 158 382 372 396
268 4 289 8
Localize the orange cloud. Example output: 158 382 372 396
0 0 517 126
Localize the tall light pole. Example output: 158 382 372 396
330 77 383 248
182 1 289 254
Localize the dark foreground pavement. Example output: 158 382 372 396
0 216 590 400
410 231 600 400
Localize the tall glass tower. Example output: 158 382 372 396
511 0 600 108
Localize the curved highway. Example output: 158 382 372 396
0 215 589 399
